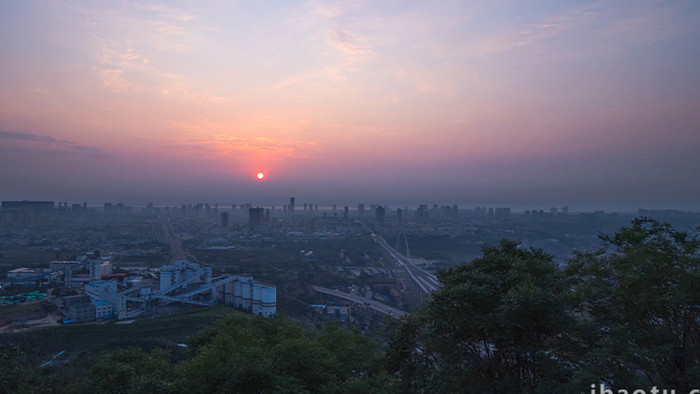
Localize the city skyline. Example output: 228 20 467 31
1 1 699 208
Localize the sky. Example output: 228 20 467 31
1 0 699 209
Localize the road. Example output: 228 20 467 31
311 286 407 318
159 218 187 262
371 233 440 293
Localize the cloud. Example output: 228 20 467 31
327 24 371 58
472 1 693 57
270 73 317 90
79 3 220 101
166 134 317 163
0 130 72 144
132 3 196 24
0 130 104 155
475 5 600 54
213 134 317 159
95 40 224 103
270 3 374 90
314 2 342 19
100 69 138 94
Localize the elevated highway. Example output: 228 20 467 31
311 286 406 318
370 233 440 294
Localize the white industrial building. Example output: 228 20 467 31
92 301 112 319
85 281 126 319
148 261 276 317
159 260 212 293
220 277 277 317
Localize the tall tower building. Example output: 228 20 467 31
289 197 295 213
417 204 427 223
221 211 229 228
248 207 265 229
376 206 386 226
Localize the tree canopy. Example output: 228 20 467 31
387 240 575 393
566 218 700 391
388 218 700 392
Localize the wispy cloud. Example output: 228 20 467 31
100 69 138 94
0 130 72 144
132 3 196 24
327 24 372 58
214 134 316 159
78 3 223 102
270 2 374 90
94 39 225 103
0 130 104 155
270 74 317 90
168 134 317 162
475 4 600 54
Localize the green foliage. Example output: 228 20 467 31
566 218 700 390
388 220 700 392
0 344 44 394
1 311 396 393
388 240 575 393
63 347 176 394
176 316 396 393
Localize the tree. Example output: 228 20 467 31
175 315 397 393
64 347 176 393
566 218 700 390
387 240 575 393
0 344 43 393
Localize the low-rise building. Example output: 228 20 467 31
6 267 57 284
65 295 95 323
92 301 112 320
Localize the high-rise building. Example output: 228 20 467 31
417 204 427 222
358 203 365 216
221 211 229 228
343 206 349 222
397 208 403 224
289 197 295 213
248 207 265 229
376 206 386 226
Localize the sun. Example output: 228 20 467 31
256 172 265 180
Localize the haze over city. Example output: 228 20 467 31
1 1 699 209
